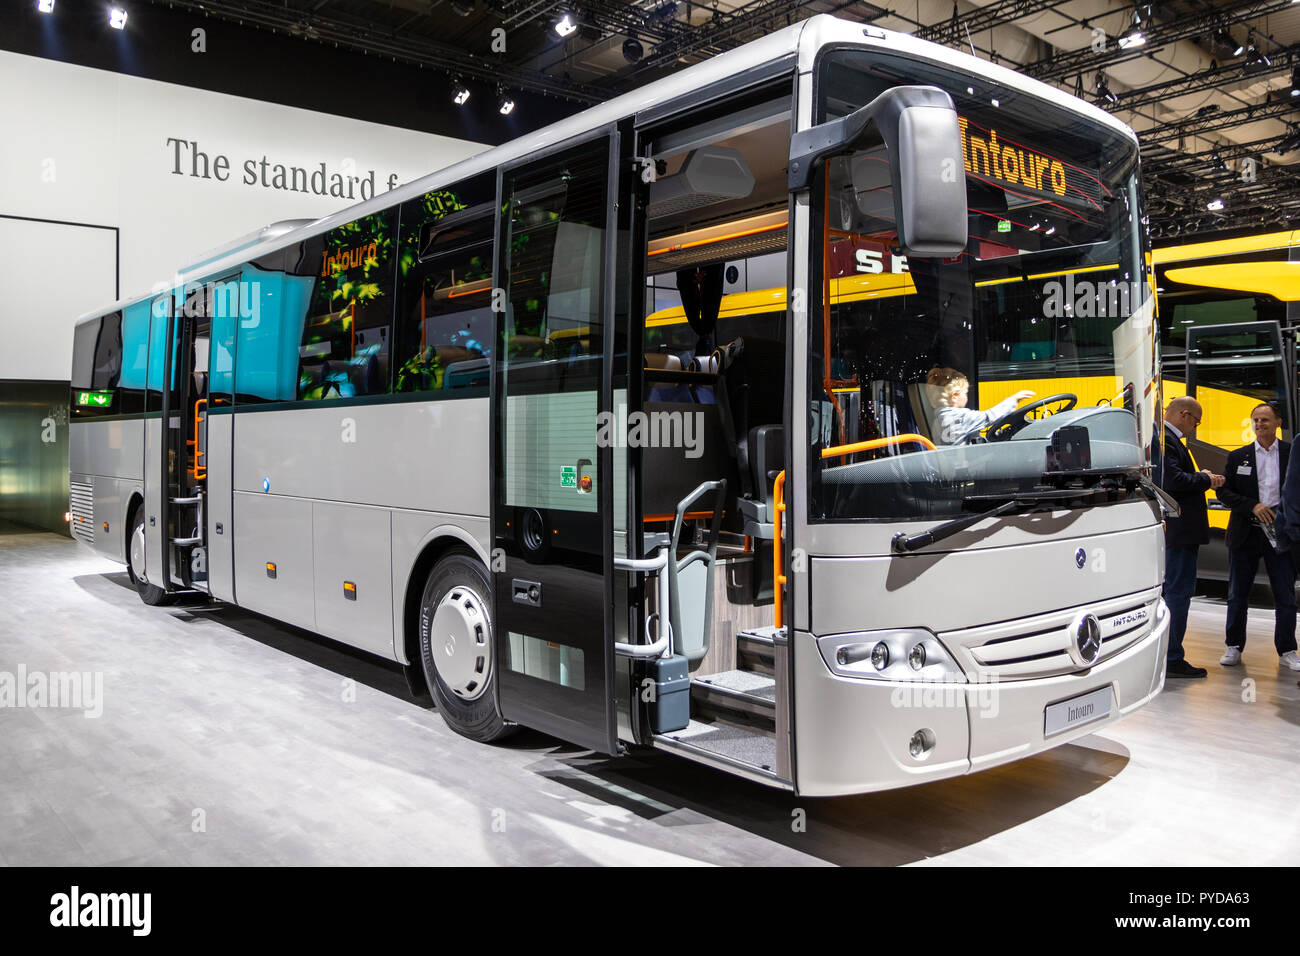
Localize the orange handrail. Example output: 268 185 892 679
193 398 207 481
821 433 936 459
773 470 787 631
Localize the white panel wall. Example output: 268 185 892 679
0 218 117 381
0 50 489 382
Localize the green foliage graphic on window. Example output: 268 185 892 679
298 211 395 401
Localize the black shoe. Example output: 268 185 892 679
1166 660 1208 679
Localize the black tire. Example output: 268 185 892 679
126 507 172 606
418 551 514 742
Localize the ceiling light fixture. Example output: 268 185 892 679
497 90 515 116
452 78 470 105
1096 73 1118 105
555 13 578 37
1206 197 1225 211
109 7 127 28
622 36 644 62
37 0 55 12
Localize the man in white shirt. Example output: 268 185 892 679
1216 402 1300 670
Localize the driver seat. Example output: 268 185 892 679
907 382 942 445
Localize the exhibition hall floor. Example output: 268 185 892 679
2 528 1296 866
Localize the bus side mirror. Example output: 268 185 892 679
789 85 969 259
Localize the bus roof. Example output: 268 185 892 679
1153 229 1300 266
78 14 1139 326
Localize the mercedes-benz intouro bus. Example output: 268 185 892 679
69 15 1168 796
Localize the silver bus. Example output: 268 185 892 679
68 14 1169 796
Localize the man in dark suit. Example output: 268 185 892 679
1215 402 1300 671
1158 396 1224 678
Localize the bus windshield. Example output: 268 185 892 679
809 50 1156 523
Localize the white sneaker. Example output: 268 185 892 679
1220 646 1242 666
1280 651 1300 671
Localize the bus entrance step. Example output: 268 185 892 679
690 669 775 727
654 719 781 780
736 627 780 674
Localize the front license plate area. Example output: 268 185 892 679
1044 685 1112 737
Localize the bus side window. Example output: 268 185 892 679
394 175 497 396
295 209 398 402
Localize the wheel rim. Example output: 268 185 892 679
130 522 147 584
431 585 491 701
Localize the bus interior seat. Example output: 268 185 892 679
908 382 941 443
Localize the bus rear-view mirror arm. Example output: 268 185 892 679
788 84 969 259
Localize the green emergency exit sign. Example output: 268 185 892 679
560 465 577 489
997 219 1011 233
76 390 114 408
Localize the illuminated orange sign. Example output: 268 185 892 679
958 117 1068 197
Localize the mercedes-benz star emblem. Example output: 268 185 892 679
1075 547 1086 569
1068 613 1103 667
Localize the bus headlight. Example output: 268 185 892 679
817 629 964 682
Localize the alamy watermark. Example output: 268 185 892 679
596 402 705 459
0 666 103 718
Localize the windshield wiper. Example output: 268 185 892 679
891 488 1083 554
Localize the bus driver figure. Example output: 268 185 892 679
928 367 1034 446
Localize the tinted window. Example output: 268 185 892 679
70 311 143 417
395 175 497 396
295 211 397 401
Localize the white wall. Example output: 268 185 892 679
0 50 489 381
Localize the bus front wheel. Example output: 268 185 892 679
417 551 515 743
127 508 172 606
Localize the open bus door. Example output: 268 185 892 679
1185 320 1293 472
490 124 635 754
148 285 212 595
1186 320 1294 582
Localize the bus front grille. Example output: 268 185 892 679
940 587 1162 681
69 480 94 545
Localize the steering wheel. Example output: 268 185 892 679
983 393 1077 441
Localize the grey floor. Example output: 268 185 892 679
2 527 1298 866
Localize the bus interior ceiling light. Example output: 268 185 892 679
555 13 578 38
109 7 127 28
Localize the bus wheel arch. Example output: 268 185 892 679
400 530 490 688
125 495 171 606
413 547 515 743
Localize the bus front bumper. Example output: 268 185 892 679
792 603 1169 797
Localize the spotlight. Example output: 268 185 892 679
109 7 127 28
1206 197 1225 211
1234 32 1247 57
622 36 644 63
1291 65 1299 97
451 78 470 106
37 0 55 12
554 13 577 37
1097 73 1118 105
497 91 515 116
1277 125 1300 154
1118 26 1145 49
1211 145 1227 170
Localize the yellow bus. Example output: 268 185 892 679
1154 230 1300 579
